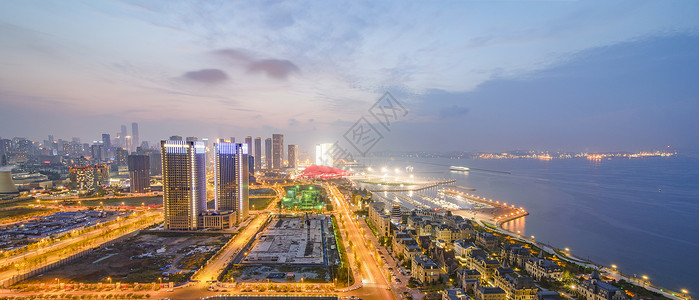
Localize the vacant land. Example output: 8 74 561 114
22 232 231 285
249 197 275 210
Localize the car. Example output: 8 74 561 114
388 267 393 270
396 278 402 283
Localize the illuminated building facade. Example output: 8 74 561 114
69 164 109 191
272 134 284 169
161 140 206 230
315 143 334 166
128 154 150 193
214 142 249 223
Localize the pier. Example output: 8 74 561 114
364 179 455 192
443 189 529 225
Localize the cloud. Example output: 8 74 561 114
181 69 229 84
439 105 470 119
212 48 300 80
248 59 300 79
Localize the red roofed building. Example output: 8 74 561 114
299 165 350 179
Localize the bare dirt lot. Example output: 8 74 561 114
22 232 231 285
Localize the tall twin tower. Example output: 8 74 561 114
161 140 248 230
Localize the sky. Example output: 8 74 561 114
1 0 698 155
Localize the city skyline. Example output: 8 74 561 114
1 1 699 153
0 2 697 299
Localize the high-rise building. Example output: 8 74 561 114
245 136 252 150
265 138 272 169
115 148 129 166
245 136 253 174
213 142 249 223
288 144 298 169
148 151 162 175
102 134 112 159
169 135 183 141
186 137 198 142
315 143 334 166
131 123 139 153
272 134 284 169
230 137 235 143
254 137 262 170
120 125 128 147
102 134 111 148
128 154 150 193
90 143 104 163
161 140 206 230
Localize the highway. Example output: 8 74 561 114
326 183 397 300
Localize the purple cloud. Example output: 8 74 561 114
182 69 229 84
248 59 300 79
212 48 300 80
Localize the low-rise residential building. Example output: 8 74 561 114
457 269 481 293
455 239 477 257
475 286 507 300
493 264 538 300
412 254 442 284
525 253 563 281
579 271 628 300
476 231 497 250
368 202 391 237
468 248 500 282
501 244 531 268
392 231 422 262
443 288 471 300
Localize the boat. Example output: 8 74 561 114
449 166 470 172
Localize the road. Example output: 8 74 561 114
166 184 283 299
326 183 397 300
191 212 270 283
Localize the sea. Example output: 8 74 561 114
356 155 699 293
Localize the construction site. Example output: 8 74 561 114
226 214 340 283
